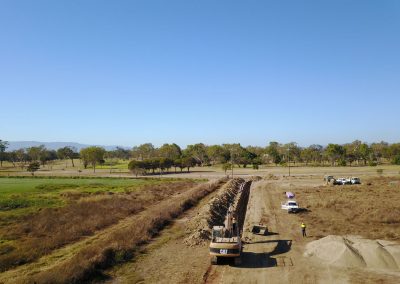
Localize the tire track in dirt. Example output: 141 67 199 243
203 179 318 284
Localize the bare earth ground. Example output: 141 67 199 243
104 174 400 284
205 179 400 284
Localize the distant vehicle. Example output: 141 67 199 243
281 200 299 213
324 175 335 182
351 177 361 184
285 191 295 199
336 178 351 185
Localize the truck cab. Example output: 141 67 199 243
281 200 299 213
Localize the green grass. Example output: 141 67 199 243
95 160 130 170
0 177 178 223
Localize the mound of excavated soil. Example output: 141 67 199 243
304 235 400 271
184 178 245 246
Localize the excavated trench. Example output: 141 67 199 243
184 178 252 245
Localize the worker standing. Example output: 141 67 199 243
301 222 307 237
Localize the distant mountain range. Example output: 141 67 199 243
6 141 130 152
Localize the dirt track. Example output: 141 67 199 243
204 179 400 284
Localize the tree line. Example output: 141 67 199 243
1 139 400 175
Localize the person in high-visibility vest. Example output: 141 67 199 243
301 222 307 237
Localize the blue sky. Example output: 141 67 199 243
1 0 399 147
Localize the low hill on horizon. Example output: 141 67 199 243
6 141 129 152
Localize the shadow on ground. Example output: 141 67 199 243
227 240 292 269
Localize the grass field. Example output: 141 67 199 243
0 177 182 223
0 176 202 272
1 160 400 180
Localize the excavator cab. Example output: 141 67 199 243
209 207 242 265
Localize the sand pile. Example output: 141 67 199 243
304 235 400 271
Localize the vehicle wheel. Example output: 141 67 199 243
210 256 218 265
234 257 242 266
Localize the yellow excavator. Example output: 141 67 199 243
209 205 242 265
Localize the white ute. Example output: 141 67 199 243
281 200 299 213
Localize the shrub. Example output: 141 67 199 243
392 155 400 165
337 159 346 166
27 162 40 175
376 169 384 175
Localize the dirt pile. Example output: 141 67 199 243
264 173 279 180
304 235 400 271
249 176 262 182
184 178 246 246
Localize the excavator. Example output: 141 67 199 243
209 205 242 265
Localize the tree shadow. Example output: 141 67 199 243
139 170 215 176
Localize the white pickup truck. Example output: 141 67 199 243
281 200 299 213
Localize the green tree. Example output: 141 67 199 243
174 158 185 172
15 149 27 168
158 143 182 160
222 143 247 167
221 163 232 175
27 145 54 166
252 157 262 169
128 160 146 176
57 146 77 167
80 146 106 172
358 143 372 165
27 145 45 162
300 148 313 165
284 142 301 165
108 147 131 160
207 145 230 165
0 139 9 167
325 144 345 166
309 144 323 164
131 143 156 160
266 142 282 166
388 143 400 161
160 158 173 173
182 156 196 172
239 149 257 168
184 143 209 166
27 161 40 176
392 154 400 165
370 141 389 164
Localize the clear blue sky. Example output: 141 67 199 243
1 0 399 147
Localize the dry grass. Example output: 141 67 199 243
0 181 196 272
297 176 400 240
23 179 227 283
